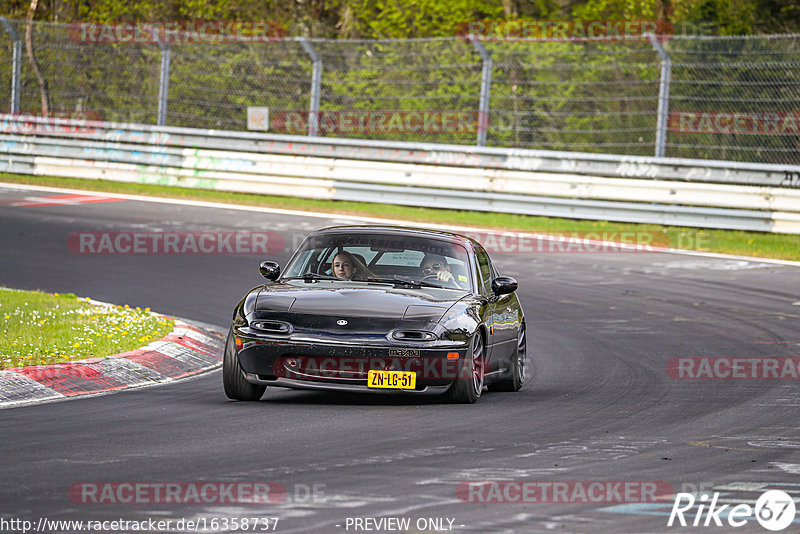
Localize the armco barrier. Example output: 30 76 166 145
1 115 799 233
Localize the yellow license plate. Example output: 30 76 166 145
368 370 416 389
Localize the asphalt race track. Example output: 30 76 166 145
1 183 799 534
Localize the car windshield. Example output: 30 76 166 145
283 232 473 291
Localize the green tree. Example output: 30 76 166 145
347 0 504 38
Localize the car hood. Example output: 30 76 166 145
252 282 464 332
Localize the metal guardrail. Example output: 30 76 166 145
1 115 799 233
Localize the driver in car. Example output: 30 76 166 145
420 253 466 288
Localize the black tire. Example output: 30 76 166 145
446 332 485 404
488 322 526 392
223 328 266 401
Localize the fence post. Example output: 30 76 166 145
647 33 671 158
0 17 22 114
157 42 171 126
469 35 493 147
298 37 322 137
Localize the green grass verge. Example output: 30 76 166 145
0 287 174 370
1 172 799 261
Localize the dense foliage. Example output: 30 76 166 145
4 0 800 36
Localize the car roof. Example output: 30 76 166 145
309 225 477 248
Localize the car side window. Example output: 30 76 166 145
475 246 492 296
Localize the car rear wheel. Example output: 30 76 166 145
447 332 485 404
223 328 266 401
489 323 526 392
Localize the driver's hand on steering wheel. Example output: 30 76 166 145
435 270 454 283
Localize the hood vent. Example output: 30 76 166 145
251 320 293 335
391 330 437 341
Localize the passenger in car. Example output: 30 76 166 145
332 251 372 280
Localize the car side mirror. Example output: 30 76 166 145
259 261 281 281
491 276 518 295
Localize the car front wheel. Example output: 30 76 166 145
223 328 266 401
447 332 485 404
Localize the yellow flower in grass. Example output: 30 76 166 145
73 342 80 348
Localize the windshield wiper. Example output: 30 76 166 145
365 275 442 288
282 273 340 282
363 276 400 285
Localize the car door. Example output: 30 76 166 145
473 245 499 372
488 259 520 365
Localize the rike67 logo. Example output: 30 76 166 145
668 490 796 530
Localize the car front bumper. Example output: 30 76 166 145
243 374 452 394
234 332 470 392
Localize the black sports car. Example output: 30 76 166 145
223 226 526 403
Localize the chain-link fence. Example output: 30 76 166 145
1 19 799 165
667 34 800 164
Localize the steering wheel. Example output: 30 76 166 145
421 273 461 288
